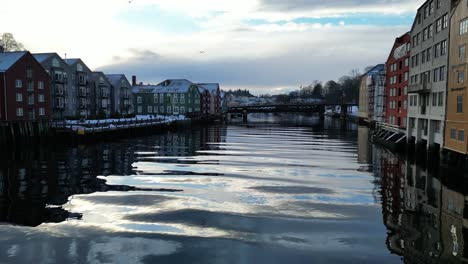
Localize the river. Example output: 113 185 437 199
0 115 465 263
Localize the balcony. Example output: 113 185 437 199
409 82 432 93
101 90 110 98
79 90 87 97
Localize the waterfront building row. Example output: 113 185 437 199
360 0 468 156
131 77 222 116
0 50 223 122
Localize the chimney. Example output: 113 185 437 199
132 75 137 86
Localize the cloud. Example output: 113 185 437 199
257 0 424 15
99 24 406 94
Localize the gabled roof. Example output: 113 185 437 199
33 53 56 63
90 71 110 84
105 74 129 86
133 79 195 94
0 51 27 72
64 58 80 65
197 83 220 94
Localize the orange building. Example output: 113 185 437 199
445 0 468 154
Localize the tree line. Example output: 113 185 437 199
275 68 368 105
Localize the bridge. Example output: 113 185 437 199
227 103 357 122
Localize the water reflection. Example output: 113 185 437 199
0 118 447 263
0 127 222 227
369 126 468 263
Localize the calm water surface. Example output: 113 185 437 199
0 116 466 263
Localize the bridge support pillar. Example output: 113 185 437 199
340 105 348 119
243 109 248 123
319 106 325 121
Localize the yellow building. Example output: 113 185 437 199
358 75 369 122
445 0 468 154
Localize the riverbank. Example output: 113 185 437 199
0 114 221 148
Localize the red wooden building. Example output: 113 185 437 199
0 51 51 121
385 33 410 129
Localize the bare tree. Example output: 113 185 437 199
0 33 25 52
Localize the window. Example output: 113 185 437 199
15 79 22 88
154 94 158 104
436 0 441 9
160 106 164 113
405 58 409 67
457 95 463 112
438 92 444 106
16 93 23 102
428 24 433 38
443 14 448 29
435 43 440 58
28 95 34 105
459 130 465 142
427 47 432 62
159 94 164 103
436 18 442 33
173 94 178 103
404 100 407 109
460 18 468 35
460 45 466 59
451 128 457 139
16 108 23 117
174 107 179 113
180 107 185 114
38 81 44 90
440 66 446 81
441 40 447 55
147 106 153 113
432 93 437 106
433 121 441 133
458 71 465 84
26 69 32 78
433 68 439 82
27 81 33 91
137 106 142 113
52 58 59 67
38 94 45 103
167 106 172 113
422 50 427 63
137 96 142 104
180 94 185 103
39 108 45 116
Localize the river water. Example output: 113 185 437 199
0 116 466 263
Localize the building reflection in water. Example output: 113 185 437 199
359 126 468 263
0 126 225 227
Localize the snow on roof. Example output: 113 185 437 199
132 79 195 94
197 83 219 94
0 52 27 72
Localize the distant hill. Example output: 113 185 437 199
223 89 255 98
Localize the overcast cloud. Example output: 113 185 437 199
0 0 425 94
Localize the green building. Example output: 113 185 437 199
132 79 201 116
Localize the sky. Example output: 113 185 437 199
0 0 425 95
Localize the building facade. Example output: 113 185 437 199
407 0 450 150
445 0 468 154
106 74 133 117
385 33 411 129
0 52 51 121
133 79 201 116
367 64 386 123
197 83 221 115
65 59 92 118
358 74 370 122
33 53 74 120
90 72 111 118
